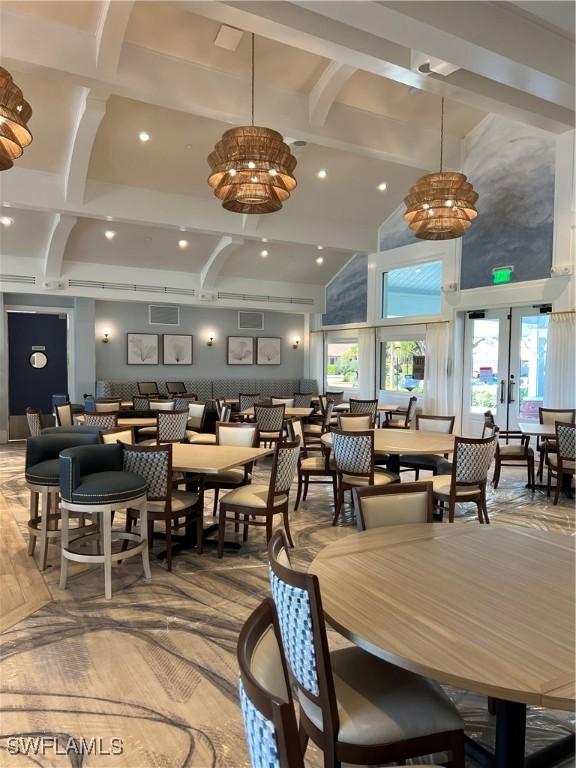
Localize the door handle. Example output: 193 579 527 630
508 376 516 404
500 380 505 404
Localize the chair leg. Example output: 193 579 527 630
217 507 226 558
28 490 38 556
122 511 133 552
165 517 173 572
302 476 310 501
39 490 50 571
332 482 343 526
294 473 303 510
283 510 294 547
553 470 562 505
538 448 545 480
212 487 219 516
242 514 249 542
482 490 490 524
59 506 70 590
298 719 308 755
448 730 466 768
547 467 552 497
331 473 337 507
415 468 420 480
140 503 152 580
196 511 204 554
448 498 455 523
103 508 113 601
476 500 484 524
492 459 501 489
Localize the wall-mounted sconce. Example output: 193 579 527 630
292 336 301 349
207 335 215 347
102 327 111 344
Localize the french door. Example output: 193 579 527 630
462 306 549 436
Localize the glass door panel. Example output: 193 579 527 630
510 311 549 428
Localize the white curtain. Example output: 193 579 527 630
309 331 325 394
424 322 450 415
544 313 575 408
357 328 376 399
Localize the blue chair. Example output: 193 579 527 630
59 444 151 599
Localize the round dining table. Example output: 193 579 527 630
310 524 575 768
321 428 455 474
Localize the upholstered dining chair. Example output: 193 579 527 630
303 400 335 446
272 397 295 407
481 411 535 491
55 402 74 427
289 418 337 511
384 396 417 429
173 395 199 412
203 421 259 516
132 396 150 411
237 598 305 768
139 410 189 445
138 400 176 439
94 399 121 413
547 421 575 505
399 414 455 479
336 413 374 431
124 443 204 570
255 404 286 447
216 438 300 558
187 402 217 444
331 429 398 526
84 412 118 429
427 435 496 523
348 398 378 423
268 530 465 768
353 482 434 531
537 407 576 480
100 426 135 445
26 406 43 437
293 393 313 408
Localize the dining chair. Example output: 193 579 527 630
384 396 417 429
399 414 455 479
237 598 304 768
204 421 259 516
255 404 286 447
348 398 378 423
124 444 204 570
547 421 575 505
272 397 295 407
94 399 122 413
216 438 300 558
137 400 176 439
482 411 535 491
428 435 496 523
100 426 136 445
166 381 187 395
137 381 159 397
325 391 344 405
331 429 398 526
26 406 43 437
336 413 374 431
293 393 313 408
187 402 217 444
537 407 576 480
353 481 434 530
83 412 118 429
239 393 261 412
303 400 335 445
289 418 337 511
268 530 465 768
173 395 199 413
139 410 189 445
132 396 150 411
55 402 74 428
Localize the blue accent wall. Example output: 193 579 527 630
322 254 368 326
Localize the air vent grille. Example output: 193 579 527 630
238 311 264 330
0 274 36 285
68 279 195 296
220 292 314 306
149 304 180 326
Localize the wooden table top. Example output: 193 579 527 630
518 421 556 438
310 524 575 709
321 428 455 455
76 416 159 428
240 406 314 418
171 444 273 474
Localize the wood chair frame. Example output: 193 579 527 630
547 421 575 505
353 481 434 531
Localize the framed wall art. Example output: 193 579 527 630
227 336 254 365
127 333 159 365
163 334 193 365
257 337 281 365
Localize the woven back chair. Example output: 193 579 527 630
537 407 576 480
94 399 121 413
349 399 378 422
400 413 456 480
132 396 150 411
325 391 344 406
173 395 198 412
293 393 312 408
240 393 261 411
26 407 43 437
84 412 118 429
156 410 189 443
548 422 576 505
255 404 286 446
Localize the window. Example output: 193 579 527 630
382 260 442 319
326 341 359 390
380 339 426 393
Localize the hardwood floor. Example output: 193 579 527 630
0 440 574 766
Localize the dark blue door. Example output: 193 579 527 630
8 312 68 416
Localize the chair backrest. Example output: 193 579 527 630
100 427 135 445
173 395 198 412
453 435 496 485
293 393 312 408
55 402 73 427
123 443 171 501
149 400 175 411
166 381 186 394
286 418 304 446
325 391 344 405
272 397 294 408
94 399 121 413
237 598 303 768
349 399 378 421
555 421 576 462
240 393 261 411
406 396 418 426
481 410 497 438
132 396 150 411
84 412 118 429
138 381 159 396
540 408 576 426
255 404 286 434
26 407 42 437
337 413 373 431
216 421 259 447
331 428 373 479
268 531 339 745
322 400 335 429
156 410 189 443
187 401 207 430
353 482 433 530
269 438 300 499
220 403 232 423
416 414 455 433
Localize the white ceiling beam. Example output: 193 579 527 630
64 89 108 204
95 0 134 76
309 61 356 127
200 236 245 289
181 1 573 132
43 213 77 278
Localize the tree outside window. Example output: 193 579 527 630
326 342 359 389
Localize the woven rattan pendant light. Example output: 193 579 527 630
0 67 33 172
404 98 478 240
207 34 297 214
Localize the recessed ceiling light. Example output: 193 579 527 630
179 226 186 232
178 239 189 249
317 169 327 179
316 256 324 264
185 144 193 150
139 131 150 143
105 215 113 221
260 250 269 258
261 237 268 243
317 245 324 250
1 216 14 226
377 182 387 191
104 230 116 240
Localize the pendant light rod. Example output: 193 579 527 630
439 97 444 173
251 32 255 127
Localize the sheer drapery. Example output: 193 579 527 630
544 313 575 408
424 322 450 415
357 328 376 399
309 331 325 394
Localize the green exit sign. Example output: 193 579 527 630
492 266 514 284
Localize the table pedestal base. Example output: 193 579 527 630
465 700 574 767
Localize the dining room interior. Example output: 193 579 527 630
0 1 575 766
